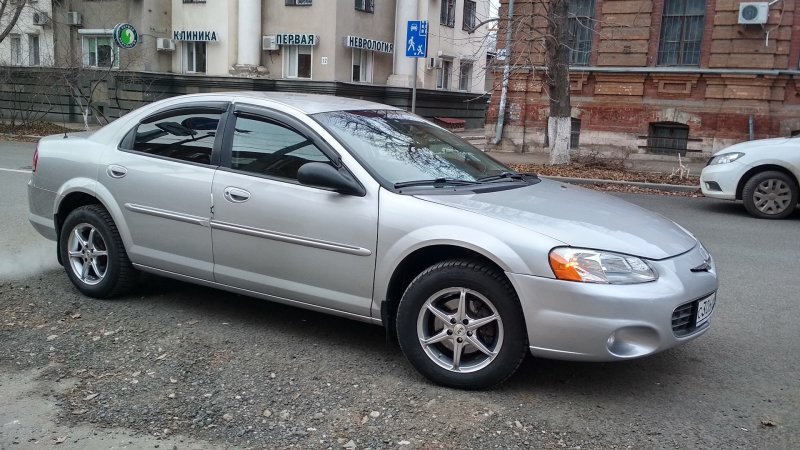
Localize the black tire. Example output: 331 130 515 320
742 170 799 219
59 205 137 298
396 259 528 389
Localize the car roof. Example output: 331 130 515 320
228 91 403 115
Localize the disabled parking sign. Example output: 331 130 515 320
405 20 428 58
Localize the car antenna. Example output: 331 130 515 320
62 112 68 139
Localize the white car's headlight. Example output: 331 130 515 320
707 152 745 166
549 247 658 284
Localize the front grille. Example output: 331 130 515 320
671 295 713 337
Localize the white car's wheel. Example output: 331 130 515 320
396 260 528 389
742 171 798 219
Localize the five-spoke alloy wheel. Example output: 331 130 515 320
397 259 527 389
59 205 136 298
742 171 799 219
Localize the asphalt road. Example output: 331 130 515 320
1 141 798 449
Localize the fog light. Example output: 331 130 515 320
705 181 722 192
606 326 660 358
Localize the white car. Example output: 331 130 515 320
700 138 800 219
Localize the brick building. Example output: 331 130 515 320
487 0 800 158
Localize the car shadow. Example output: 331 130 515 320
118 274 699 395
703 199 800 220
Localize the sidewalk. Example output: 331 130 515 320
487 150 707 177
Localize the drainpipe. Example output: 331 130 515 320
493 0 515 145
748 115 755 140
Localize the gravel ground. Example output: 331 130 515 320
3 273 593 449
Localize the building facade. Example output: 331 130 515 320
1 0 492 94
0 0 55 67
488 0 800 157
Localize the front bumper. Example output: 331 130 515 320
507 244 718 362
700 161 749 200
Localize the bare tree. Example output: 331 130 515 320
492 0 583 165
0 0 26 43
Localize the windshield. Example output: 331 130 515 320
312 110 515 187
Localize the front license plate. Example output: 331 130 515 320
695 294 716 326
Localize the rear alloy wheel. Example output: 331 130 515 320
60 205 136 298
742 171 799 219
396 260 527 389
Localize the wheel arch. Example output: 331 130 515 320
735 164 799 201
54 184 133 264
379 244 513 344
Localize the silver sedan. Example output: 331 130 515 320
28 92 718 389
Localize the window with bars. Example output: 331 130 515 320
440 0 456 28
647 122 689 155
355 0 374 13
657 0 705 66
566 0 595 66
463 0 477 31
571 118 581 148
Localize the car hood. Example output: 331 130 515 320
713 137 798 156
416 179 697 260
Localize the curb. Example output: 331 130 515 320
539 175 700 193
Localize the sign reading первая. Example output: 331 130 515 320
173 30 218 41
345 36 393 54
275 34 318 46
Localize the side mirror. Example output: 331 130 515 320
297 162 366 196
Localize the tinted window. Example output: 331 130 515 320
128 111 221 164
230 116 329 180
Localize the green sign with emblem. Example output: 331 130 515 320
113 23 139 49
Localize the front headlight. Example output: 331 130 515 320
549 247 658 284
707 152 745 166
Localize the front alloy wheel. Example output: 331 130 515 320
417 287 504 373
397 259 527 389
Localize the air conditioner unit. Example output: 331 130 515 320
156 38 175 52
262 35 279 51
67 11 82 27
739 2 769 25
426 57 442 69
32 12 50 26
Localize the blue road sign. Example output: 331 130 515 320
405 20 428 58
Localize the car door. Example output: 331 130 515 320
100 102 229 280
210 104 378 317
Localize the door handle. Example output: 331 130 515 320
224 187 251 203
107 165 127 178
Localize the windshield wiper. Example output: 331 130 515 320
476 172 526 183
394 178 480 189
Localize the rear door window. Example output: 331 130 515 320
124 110 224 165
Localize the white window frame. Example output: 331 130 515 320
459 61 472 91
283 45 313 79
183 41 207 73
28 34 40 66
10 34 22 66
437 58 453 90
81 34 120 68
351 48 373 83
